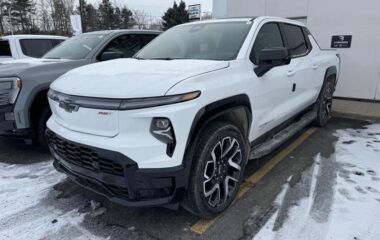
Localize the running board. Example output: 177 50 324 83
249 111 317 160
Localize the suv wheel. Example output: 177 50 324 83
33 105 51 149
314 78 334 127
183 122 248 218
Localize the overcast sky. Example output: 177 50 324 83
87 0 213 19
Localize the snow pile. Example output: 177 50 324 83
0 161 107 240
254 124 380 240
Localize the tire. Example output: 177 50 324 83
182 121 248 218
33 105 51 149
314 78 335 127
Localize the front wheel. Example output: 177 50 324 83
33 105 51 149
182 122 248 218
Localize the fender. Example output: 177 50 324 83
180 94 253 187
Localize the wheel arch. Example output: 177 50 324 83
324 66 338 87
182 94 252 175
29 88 50 129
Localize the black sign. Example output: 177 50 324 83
331 35 352 48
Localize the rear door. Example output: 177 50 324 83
249 22 294 137
280 23 319 115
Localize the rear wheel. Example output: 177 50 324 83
314 78 335 126
182 122 248 218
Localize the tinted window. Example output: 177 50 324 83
282 24 308 57
101 34 142 60
0 40 12 57
136 22 252 61
44 34 105 59
20 39 63 58
251 23 284 64
141 34 158 46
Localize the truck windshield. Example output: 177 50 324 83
136 21 252 61
0 40 12 57
43 34 105 60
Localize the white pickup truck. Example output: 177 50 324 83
46 17 340 218
0 35 66 62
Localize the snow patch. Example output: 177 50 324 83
0 161 108 240
253 124 380 240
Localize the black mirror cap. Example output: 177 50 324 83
99 51 123 61
254 47 290 77
258 47 290 65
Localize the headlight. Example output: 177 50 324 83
48 89 201 111
0 77 22 105
118 91 201 110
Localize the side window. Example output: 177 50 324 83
0 40 12 57
251 23 284 64
100 34 141 60
19 39 55 58
141 34 158 46
51 39 64 47
282 24 308 57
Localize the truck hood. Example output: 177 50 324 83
0 58 72 77
51 58 229 98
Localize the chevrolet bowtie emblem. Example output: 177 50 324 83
59 100 80 113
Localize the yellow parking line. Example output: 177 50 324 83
190 127 317 235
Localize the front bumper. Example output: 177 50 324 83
46 129 189 207
0 104 33 137
0 105 15 133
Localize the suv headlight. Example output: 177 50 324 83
0 77 22 106
119 91 201 110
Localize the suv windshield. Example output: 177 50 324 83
44 34 105 59
0 40 12 57
136 21 252 61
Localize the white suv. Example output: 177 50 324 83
46 17 340 218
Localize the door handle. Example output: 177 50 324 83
287 70 295 77
312 64 319 70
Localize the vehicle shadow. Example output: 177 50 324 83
0 137 51 164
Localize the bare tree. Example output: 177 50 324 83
133 9 151 29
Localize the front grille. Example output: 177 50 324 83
0 92 9 105
47 131 124 176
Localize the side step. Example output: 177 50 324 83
249 110 317 160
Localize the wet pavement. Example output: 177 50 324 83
0 117 378 240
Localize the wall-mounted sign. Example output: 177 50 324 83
188 4 201 20
331 35 352 48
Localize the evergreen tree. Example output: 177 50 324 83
162 1 189 30
98 0 115 30
120 6 134 29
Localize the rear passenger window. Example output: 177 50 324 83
0 40 12 57
282 24 308 57
141 34 158 46
20 39 61 58
251 23 284 64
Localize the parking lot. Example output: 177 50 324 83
1 117 379 240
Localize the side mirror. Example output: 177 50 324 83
254 47 290 77
99 51 123 61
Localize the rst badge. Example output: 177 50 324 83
59 100 80 113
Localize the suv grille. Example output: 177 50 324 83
47 132 124 176
0 92 9 105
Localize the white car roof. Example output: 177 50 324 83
0 35 67 40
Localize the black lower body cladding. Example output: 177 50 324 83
46 129 189 207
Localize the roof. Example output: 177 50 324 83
0 34 67 40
